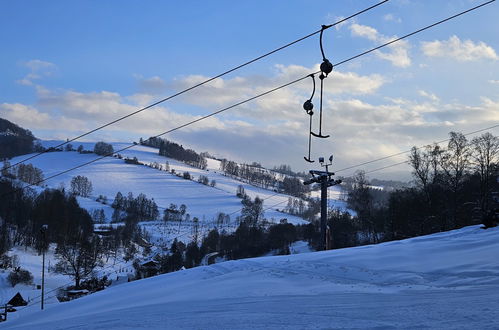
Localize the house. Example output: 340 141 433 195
7 292 27 307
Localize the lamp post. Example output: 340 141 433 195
40 224 48 310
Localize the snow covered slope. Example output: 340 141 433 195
10 142 308 225
4 225 499 329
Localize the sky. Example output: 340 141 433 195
1 0 498 180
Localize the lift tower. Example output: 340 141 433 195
303 156 341 250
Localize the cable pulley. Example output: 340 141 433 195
303 74 316 114
319 25 334 76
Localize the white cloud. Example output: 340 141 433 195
383 13 402 23
134 75 167 93
7 59 498 178
16 59 57 86
167 64 385 123
0 102 86 132
349 23 411 67
418 90 440 102
350 24 378 41
488 79 499 84
421 36 498 61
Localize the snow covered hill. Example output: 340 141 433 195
9 141 315 228
4 225 499 329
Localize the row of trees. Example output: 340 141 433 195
134 220 305 279
1 162 44 185
334 131 499 248
111 191 159 223
220 160 309 198
140 137 207 169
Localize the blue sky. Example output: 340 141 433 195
1 0 498 179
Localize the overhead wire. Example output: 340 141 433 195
3 0 495 200
335 123 499 173
4 1 390 173
13 122 498 312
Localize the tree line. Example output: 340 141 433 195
140 137 207 169
324 131 499 249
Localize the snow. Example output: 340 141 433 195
3 225 499 329
0 246 70 309
10 142 307 227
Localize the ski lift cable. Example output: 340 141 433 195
335 123 499 173
1 0 495 199
4 1 390 173
14 120 498 311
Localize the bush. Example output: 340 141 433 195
93 142 114 156
7 269 33 287
183 172 191 180
198 175 209 185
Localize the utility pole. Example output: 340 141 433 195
304 155 341 250
40 224 48 310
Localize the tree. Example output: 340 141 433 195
70 175 93 197
93 142 114 156
440 132 471 227
1 160 14 178
236 185 246 198
197 156 207 170
409 144 442 208
280 177 308 198
7 268 33 287
184 241 201 268
348 171 377 242
471 132 499 211
198 175 209 185
54 236 103 288
77 145 84 153
241 196 264 227
65 143 73 152
268 223 296 254
92 209 106 223
0 118 36 159
16 163 44 185
201 229 220 255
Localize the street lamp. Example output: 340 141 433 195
40 225 48 310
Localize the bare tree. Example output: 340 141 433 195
54 236 103 288
409 144 442 205
16 163 44 185
471 132 499 210
70 175 93 197
439 132 471 227
347 170 376 242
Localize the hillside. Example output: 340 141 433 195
4 225 499 329
0 118 37 159
10 141 317 227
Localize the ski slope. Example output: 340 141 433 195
4 225 499 329
10 141 310 226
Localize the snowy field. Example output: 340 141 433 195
3 225 498 329
10 141 309 226
0 245 135 315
